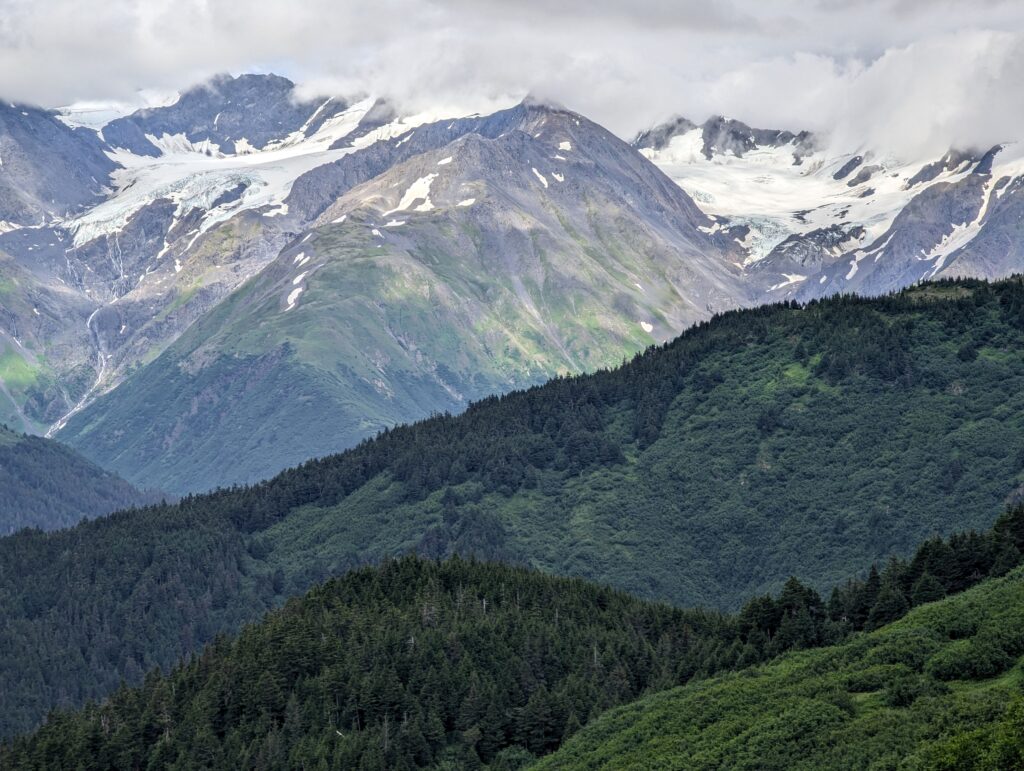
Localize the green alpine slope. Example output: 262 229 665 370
533 567 1024 771
5 277 1024 737
0 423 156 533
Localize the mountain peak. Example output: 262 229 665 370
633 113 815 161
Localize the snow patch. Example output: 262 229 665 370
293 271 308 285
532 168 548 188
385 219 406 227
385 173 438 214
768 273 807 291
457 198 476 207
558 141 572 151
552 172 565 183
437 156 453 165
921 176 999 277
285 287 303 310
640 321 654 333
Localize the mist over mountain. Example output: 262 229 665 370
3 73 1024 492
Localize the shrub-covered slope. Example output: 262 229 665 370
0 424 156 533
534 567 1024 771
4 277 1024 736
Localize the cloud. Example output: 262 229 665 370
0 0 1021 156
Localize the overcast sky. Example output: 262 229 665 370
1 0 1022 156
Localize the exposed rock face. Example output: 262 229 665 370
102 73 349 156
0 103 116 226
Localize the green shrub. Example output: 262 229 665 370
882 674 950 708
844 664 914 693
926 639 1014 681
864 629 942 671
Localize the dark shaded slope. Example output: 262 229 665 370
1 558 730 769
0 424 156 534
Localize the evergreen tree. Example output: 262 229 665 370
910 572 946 605
867 581 909 630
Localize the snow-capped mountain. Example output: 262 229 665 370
5 74 1024 491
99 73 353 158
0 77 465 435
636 115 1024 299
54 100 750 493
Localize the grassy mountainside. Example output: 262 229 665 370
0 424 156 534
4 277 1024 736
534 568 1024 771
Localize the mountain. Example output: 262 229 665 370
0 558 731 768
0 76 394 437
0 76 753 492
3 277 1024 736
536 566 1024 770
0 423 156 534
101 73 351 157
637 114 1024 301
5 506 1022 766
8 79 1024 496
55 100 747 493
0 102 115 228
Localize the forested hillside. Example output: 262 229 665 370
5 506 1023 769
535 569 1024 770
0 424 157 533
4 277 1024 737
1 558 734 769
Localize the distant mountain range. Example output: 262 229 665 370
1 74 1023 493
